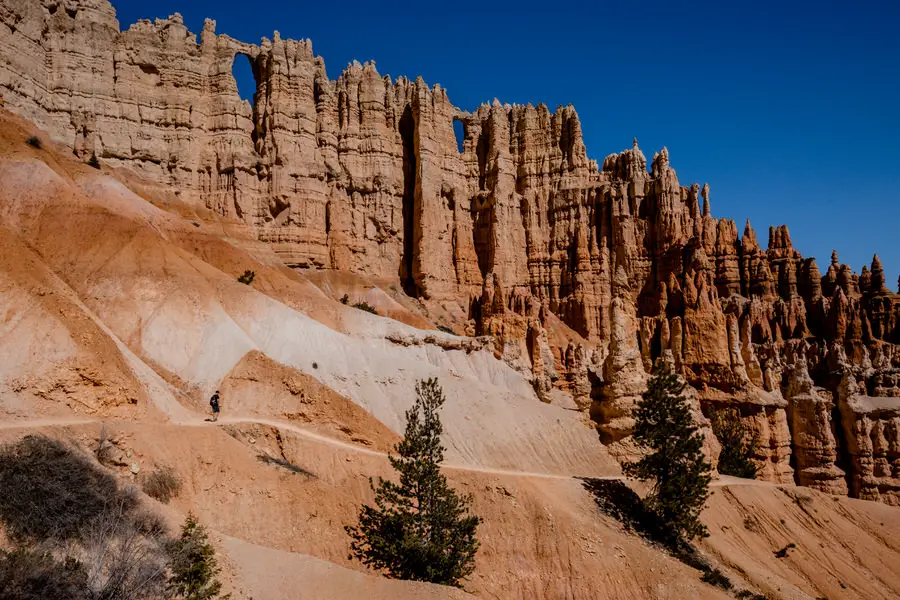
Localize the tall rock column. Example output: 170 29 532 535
785 363 848 495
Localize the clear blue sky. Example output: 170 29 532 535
113 0 900 289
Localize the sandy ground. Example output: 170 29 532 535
0 110 898 599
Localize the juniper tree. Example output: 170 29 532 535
624 362 712 541
710 408 759 479
345 378 480 587
167 514 224 600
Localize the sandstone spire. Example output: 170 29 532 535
870 254 889 295
1 0 899 504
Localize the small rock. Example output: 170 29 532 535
130 462 140 475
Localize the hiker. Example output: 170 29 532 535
209 390 220 422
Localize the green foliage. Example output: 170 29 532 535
340 294 350 305
237 270 255 285
87 154 100 169
436 325 455 335
0 435 135 542
623 363 712 542
25 136 42 149
0 548 89 600
346 378 480 587
167 514 224 600
710 407 759 479
142 466 182 504
352 301 378 315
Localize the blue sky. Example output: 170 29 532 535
113 0 900 289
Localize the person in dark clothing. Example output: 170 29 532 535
209 390 220 422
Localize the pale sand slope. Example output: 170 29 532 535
0 156 616 476
220 536 472 600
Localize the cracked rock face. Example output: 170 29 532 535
2 0 900 502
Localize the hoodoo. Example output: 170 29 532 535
1 0 898 505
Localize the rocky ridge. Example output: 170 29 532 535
1 0 898 504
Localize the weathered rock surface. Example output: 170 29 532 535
785 363 848 495
838 372 900 505
2 0 900 502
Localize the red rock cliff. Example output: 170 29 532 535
1 0 898 504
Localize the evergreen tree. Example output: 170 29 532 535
710 408 759 479
624 362 712 541
167 514 224 600
345 378 481 587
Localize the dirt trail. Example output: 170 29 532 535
0 412 777 488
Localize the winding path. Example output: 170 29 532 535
0 413 776 488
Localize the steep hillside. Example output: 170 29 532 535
1 0 898 506
0 0 898 598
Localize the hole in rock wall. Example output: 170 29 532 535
472 203 493 280
476 128 489 191
453 119 465 154
399 106 420 297
232 53 256 105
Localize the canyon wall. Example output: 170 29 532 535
1 0 899 503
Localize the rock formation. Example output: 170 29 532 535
2 0 899 503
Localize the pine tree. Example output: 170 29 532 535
624 362 712 542
167 514 224 600
345 378 481 587
710 407 759 479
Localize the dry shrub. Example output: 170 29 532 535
0 547 89 600
78 501 169 600
353 301 377 314
142 466 182 504
0 435 135 542
0 436 170 600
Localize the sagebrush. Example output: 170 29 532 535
142 466 183 504
0 548 89 600
0 436 170 600
0 435 135 541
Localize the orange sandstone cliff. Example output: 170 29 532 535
1 0 898 506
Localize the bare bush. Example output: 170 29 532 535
96 425 116 466
78 499 169 600
0 436 173 600
0 436 136 542
142 466 182 504
0 547 89 600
